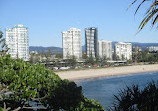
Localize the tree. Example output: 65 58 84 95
0 31 9 54
55 53 63 59
110 81 158 111
132 47 140 63
114 55 120 61
95 56 100 64
0 55 61 110
76 97 105 111
0 55 105 110
29 52 40 64
100 56 109 66
39 50 46 63
45 49 52 61
127 59 133 64
121 54 125 61
46 49 52 57
66 55 77 67
130 0 158 32
86 54 95 65
45 79 83 110
82 52 87 59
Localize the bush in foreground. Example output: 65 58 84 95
0 55 105 111
110 81 158 111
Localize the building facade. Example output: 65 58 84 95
115 42 132 60
62 28 82 60
148 46 158 52
98 40 112 60
6 25 29 61
85 27 98 58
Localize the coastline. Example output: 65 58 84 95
56 64 158 80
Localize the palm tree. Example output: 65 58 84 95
130 0 158 32
109 81 158 111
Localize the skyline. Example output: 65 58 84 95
1 0 158 47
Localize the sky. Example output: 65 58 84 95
0 0 158 47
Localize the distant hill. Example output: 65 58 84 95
30 46 86 53
30 42 158 53
29 46 62 54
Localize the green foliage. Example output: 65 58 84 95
76 97 105 111
113 54 120 61
0 31 9 53
133 49 158 63
45 79 83 110
129 0 158 32
110 81 158 111
127 59 132 64
121 55 125 61
29 52 40 64
66 55 77 67
0 55 61 110
55 53 63 59
0 55 105 110
86 55 95 65
45 49 52 60
82 52 87 59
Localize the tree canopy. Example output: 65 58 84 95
0 55 105 110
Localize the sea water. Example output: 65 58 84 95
76 71 158 109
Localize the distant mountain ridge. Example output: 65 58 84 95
29 42 158 53
29 46 63 53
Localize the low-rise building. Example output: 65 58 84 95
148 46 158 52
115 42 132 60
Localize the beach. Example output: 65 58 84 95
56 64 158 80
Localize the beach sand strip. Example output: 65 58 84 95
56 64 158 80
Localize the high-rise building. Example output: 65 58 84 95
6 25 29 61
62 28 82 60
85 27 98 58
115 42 132 60
98 40 112 60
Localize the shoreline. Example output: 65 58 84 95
73 71 158 82
56 64 158 81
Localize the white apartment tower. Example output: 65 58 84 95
6 25 29 61
115 42 132 60
98 40 112 60
85 27 98 58
62 28 82 60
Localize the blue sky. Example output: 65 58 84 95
0 0 158 47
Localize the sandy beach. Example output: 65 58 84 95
56 64 158 80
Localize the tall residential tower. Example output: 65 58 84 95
6 25 29 61
62 28 82 61
85 27 98 58
98 40 112 60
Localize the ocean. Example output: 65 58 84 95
76 71 158 109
